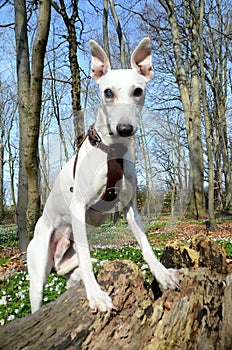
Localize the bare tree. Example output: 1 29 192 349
103 0 111 65
47 36 69 163
15 0 51 245
6 107 17 212
14 0 30 249
24 0 51 239
199 0 217 230
0 94 4 220
0 77 18 222
51 0 83 145
204 0 232 212
157 0 205 218
109 0 126 68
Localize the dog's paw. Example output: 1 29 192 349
87 289 114 312
156 268 180 290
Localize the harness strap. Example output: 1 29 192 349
72 125 110 180
71 126 126 205
72 134 88 179
101 155 123 202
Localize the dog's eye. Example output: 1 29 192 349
104 89 114 98
133 88 143 97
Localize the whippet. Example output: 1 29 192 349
27 38 179 313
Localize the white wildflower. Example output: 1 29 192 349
141 264 149 270
7 315 15 321
0 296 7 306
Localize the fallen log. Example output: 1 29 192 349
0 236 231 350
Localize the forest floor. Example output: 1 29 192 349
1 216 232 276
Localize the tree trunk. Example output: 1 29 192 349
0 124 4 223
199 0 217 230
139 120 152 217
103 0 111 65
158 0 205 219
213 0 231 211
7 118 17 212
67 18 83 146
48 45 69 163
24 0 51 239
51 0 83 146
109 0 126 69
204 0 231 212
14 0 30 250
1 238 231 350
0 114 4 221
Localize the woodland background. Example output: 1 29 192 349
0 0 232 251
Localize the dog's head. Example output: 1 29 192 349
89 38 153 138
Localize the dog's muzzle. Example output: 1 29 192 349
116 123 134 137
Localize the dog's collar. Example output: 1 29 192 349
72 125 117 180
88 126 129 159
72 125 127 202
88 125 114 154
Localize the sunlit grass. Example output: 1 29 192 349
0 271 66 326
0 222 232 326
0 225 18 246
0 241 162 326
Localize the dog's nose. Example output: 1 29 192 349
116 124 133 137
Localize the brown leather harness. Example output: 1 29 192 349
71 125 126 212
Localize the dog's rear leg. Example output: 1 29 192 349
27 219 54 313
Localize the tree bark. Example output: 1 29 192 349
1 238 231 350
103 0 111 65
109 0 126 69
14 0 30 249
158 0 205 218
200 0 231 212
7 115 17 212
24 0 51 239
51 0 83 146
0 113 4 221
199 0 217 230
138 119 154 218
48 46 69 163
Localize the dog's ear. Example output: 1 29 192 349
89 40 111 82
131 38 154 82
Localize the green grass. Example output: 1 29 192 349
0 257 9 265
1 222 232 326
0 225 18 246
0 272 66 325
215 239 232 258
0 245 161 326
91 245 162 275
224 242 232 258
87 220 130 246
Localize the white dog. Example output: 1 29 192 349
27 38 179 313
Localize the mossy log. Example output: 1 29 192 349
0 235 231 350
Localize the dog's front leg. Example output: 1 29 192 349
70 200 114 312
125 203 179 290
